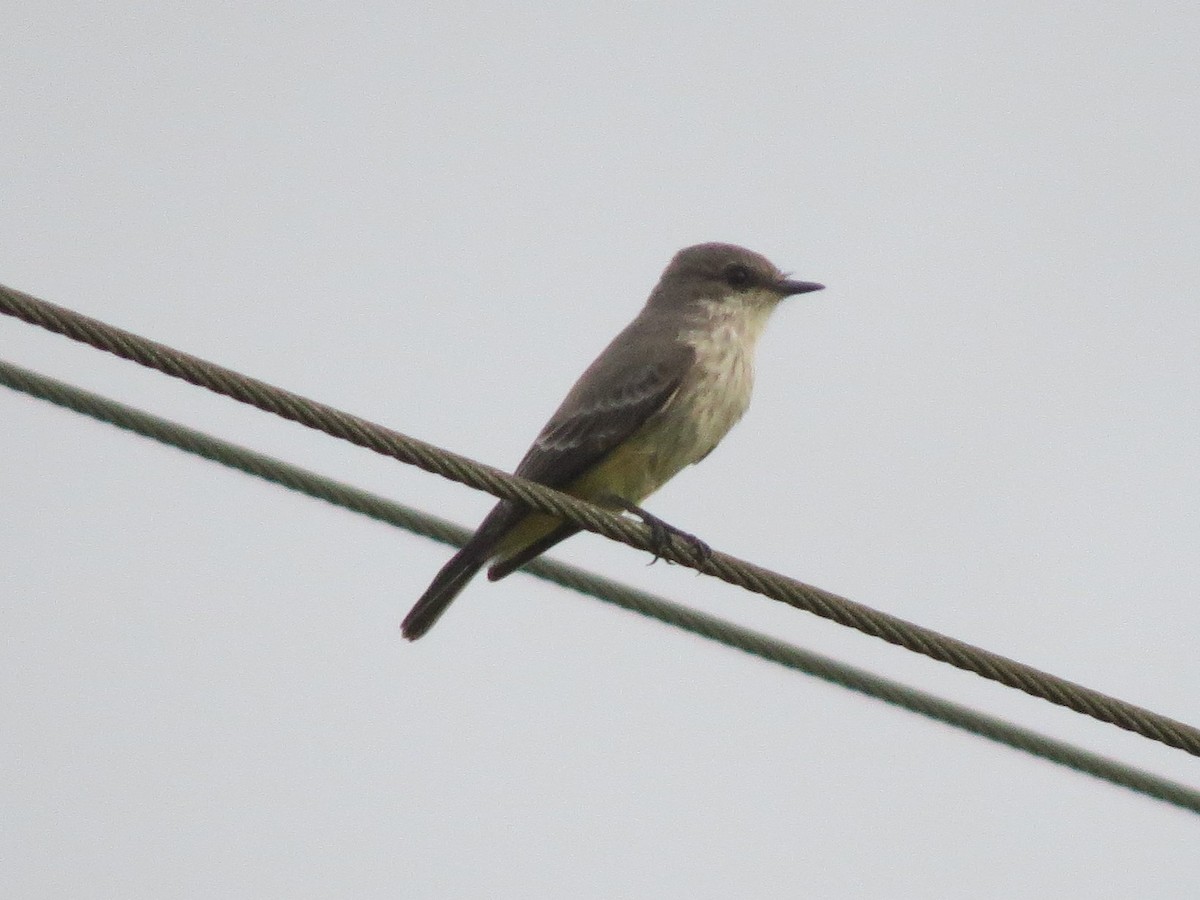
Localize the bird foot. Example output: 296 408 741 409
607 497 712 567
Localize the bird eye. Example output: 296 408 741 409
724 264 753 288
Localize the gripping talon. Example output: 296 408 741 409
606 496 710 567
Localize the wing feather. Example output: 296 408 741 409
514 339 694 489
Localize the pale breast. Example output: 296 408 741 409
676 311 759 455
617 300 772 495
573 298 777 506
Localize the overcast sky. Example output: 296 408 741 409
4 4 1199 898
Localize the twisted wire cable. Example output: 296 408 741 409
3 357 1197 814
3 282 1198 757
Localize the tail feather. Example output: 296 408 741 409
401 545 489 640
403 502 527 640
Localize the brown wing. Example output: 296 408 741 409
514 338 694 489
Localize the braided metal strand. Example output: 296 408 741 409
3 357 1198 814
3 283 1198 757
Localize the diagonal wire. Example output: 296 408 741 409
2 356 1198 815
2 281 1199 757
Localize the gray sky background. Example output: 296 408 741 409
4 4 1199 897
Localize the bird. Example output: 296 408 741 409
402 242 824 639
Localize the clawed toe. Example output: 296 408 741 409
685 534 713 565
643 517 671 564
605 496 710 567
652 526 711 568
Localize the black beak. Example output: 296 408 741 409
776 278 825 297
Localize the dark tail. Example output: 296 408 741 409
401 543 489 640
402 503 525 640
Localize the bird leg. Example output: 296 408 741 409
605 496 712 566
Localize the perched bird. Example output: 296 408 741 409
402 242 823 639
